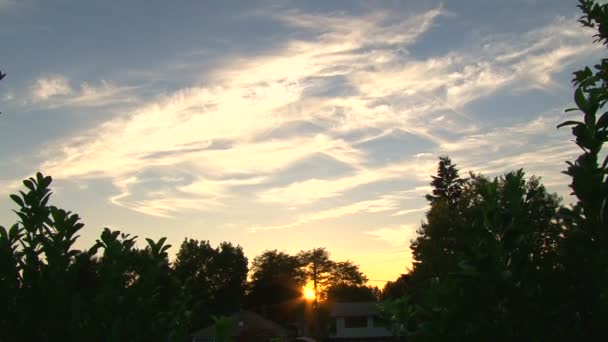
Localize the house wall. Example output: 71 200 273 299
334 316 392 339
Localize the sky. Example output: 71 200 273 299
0 0 603 284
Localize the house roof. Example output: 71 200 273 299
191 310 289 338
330 301 380 317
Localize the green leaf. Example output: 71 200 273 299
10 194 24 207
597 111 608 129
557 120 583 128
574 87 588 112
22 179 35 191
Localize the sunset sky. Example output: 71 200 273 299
0 0 601 284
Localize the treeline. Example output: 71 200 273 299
0 174 377 341
379 1 608 340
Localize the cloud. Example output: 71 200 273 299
484 16 602 89
433 109 579 177
30 75 136 108
35 6 595 219
365 225 418 247
257 157 438 205
0 178 22 198
37 6 447 215
251 194 404 231
392 206 428 216
31 75 72 101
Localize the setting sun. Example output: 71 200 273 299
303 287 315 301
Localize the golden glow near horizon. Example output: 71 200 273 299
303 286 316 301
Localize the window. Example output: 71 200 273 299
344 316 367 328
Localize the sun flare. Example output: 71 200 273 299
303 287 315 300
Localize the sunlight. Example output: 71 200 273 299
303 286 315 301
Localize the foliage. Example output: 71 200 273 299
381 2 608 340
329 260 368 286
174 239 248 331
382 160 564 340
211 315 235 342
410 157 466 284
325 260 374 303
246 250 307 323
424 156 465 208
298 247 335 299
325 283 380 303
554 2 608 339
0 173 188 341
381 274 410 301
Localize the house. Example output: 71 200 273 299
329 302 393 341
190 310 291 342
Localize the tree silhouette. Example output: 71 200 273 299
555 1 608 338
424 156 465 208
410 157 466 284
381 3 608 340
388 166 562 340
298 247 335 301
0 173 188 341
174 239 248 331
328 260 368 286
247 250 306 324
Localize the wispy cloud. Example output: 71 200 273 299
365 224 418 247
257 157 437 205
31 75 72 101
29 75 137 108
35 6 595 219
251 194 404 232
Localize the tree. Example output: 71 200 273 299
247 250 306 323
393 167 562 341
424 156 465 208
0 173 188 341
325 260 373 303
298 248 335 300
555 1 608 338
410 157 466 284
326 284 379 303
328 260 368 287
381 274 411 301
173 239 248 331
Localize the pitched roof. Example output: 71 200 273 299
330 302 380 317
191 310 288 339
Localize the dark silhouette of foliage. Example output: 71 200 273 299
298 247 335 301
246 248 370 339
424 156 465 208
174 239 248 331
328 260 368 287
410 157 466 284
384 166 563 341
381 274 411 301
325 283 379 303
554 2 608 339
0 173 189 341
381 2 608 340
247 249 306 324
325 261 375 303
